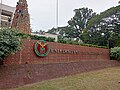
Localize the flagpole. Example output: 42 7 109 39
0 0 2 28
56 0 58 31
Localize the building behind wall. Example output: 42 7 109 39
31 31 58 42
0 3 15 29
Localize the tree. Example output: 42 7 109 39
107 23 120 47
48 8 96 41
87 5 120 29
48 6 120 47
47 28 57 34
0 29 21 64
68 8 96 35
114 23 120 34
85 5 120 47
81 29 90 43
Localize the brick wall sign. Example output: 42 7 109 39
4 40 110 65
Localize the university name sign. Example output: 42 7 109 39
50 49 103 55
34 40 103 57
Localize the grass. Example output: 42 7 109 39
10 67 120 90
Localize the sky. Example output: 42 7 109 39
1 0 120 32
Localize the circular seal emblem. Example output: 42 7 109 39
34 40 50 57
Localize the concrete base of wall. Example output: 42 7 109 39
0 61 120 89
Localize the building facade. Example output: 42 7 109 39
0 3 15 29
31 31 58 42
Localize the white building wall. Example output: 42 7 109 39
0 3 15 28
31 32 58 42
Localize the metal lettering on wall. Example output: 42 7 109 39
50 49 103 55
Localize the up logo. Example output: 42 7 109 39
34 40 50 57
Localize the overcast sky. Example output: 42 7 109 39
2 0 120 31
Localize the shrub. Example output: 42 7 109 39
30 35 46 40
80 44 108 49
58 39 67 44
58 39 108 49
17 33 29 39
110 47 120 61
46 37 55 42
0 29 21 61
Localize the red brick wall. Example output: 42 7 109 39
0 61 120 89
4 39 110 65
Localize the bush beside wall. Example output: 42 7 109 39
0 29 21 62
110 47 120 61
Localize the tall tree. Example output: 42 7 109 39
68 8 96 35
86 5 120 47
87 5 120 29
48 8 96 41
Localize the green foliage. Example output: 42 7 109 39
114 23 120 34
87 5 120 29
57 39 67 44
58 40 80 45
17 33 29 39
58 39 108 49
47 28 57 34
48 6 120 47
30 35 46 40
84 5 120 47
0 29 21 61
68 8 96 31
48 8 96 41
110 47 120 61
67 8 96 38
80 44 108 49
49 6 120 47
46 37 55 42
81 29 90 43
